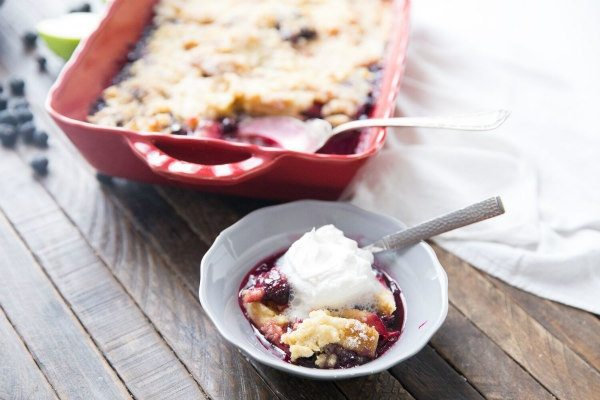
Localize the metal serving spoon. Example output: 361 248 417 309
237 110 510 153
362 196 505 254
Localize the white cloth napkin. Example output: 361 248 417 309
348 0 600 313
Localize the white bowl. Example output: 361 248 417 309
199 200 448 380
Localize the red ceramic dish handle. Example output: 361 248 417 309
127 137 273 184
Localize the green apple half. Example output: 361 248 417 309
37 12 101 60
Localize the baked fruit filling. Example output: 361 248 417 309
238 226 404 369
87 0 392 150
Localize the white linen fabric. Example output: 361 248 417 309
348 0 600 313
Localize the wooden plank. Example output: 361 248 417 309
0 308 58 400
336 373 414 400
390 346 484 400
432 306 554 400
487 275 600 372
4 140 276 399
0 152 207 400
0 213 131 400
433 245 600 399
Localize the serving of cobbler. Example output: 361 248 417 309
238 225 404 369
87 0 392 149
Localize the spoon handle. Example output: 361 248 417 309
363 196 505 254
332 110 510 135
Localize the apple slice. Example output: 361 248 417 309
37 12 101 60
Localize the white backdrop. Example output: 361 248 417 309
349 0 600 313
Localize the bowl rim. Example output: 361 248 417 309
199 200 448 379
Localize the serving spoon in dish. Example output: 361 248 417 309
363 196 505 254
237 109 510 153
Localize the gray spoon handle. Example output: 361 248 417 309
363 197 505 253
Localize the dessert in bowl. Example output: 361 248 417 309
199 201 448 379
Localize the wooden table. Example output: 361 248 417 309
1 1 599 399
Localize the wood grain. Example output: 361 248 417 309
0 308 58 400
336 373 415 400
487 275 600 372
390 346 484 400
432 306 554 400
0 213 131 399
433 245 600 399
0 152 207 400
5 139 277 400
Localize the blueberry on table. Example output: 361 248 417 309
0 110 17 126
96 172 113 185
33 130 49 148
0 124 18 148
36 56 47 72
22 31 38 50
9 78 25 96
0 95 8 111
0 84 3 94
30 156 49 176
18 121 36 143
14 108 34 124
11 99 29 109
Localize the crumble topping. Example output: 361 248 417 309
280 310 379 361
88 0 392 134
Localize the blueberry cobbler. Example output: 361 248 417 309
87 0 392 148
239 225 404 369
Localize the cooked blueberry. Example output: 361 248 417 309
0 124 18 148
0 110 17 126
90 97 106 114
18 121 36 143
170 123 188 135
36 55 47 72
261 272 290 305
69 2 91 12
14 108 33 123
0 95 7 111
22 31 37 49
9 78 25 96
286 27 317 44
30 156 49 175
324 344 369 368
220 117 238 134
33 130 48 148
96 172 113 185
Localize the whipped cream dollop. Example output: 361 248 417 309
278 225 383 319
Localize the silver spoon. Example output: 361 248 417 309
237 110 510 153
362 196 505 254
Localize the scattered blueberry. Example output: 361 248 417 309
33 130 48 148
22 31 37 50
11 99 29 109
0 124 18 148
14 108 33 124
36 55 47 72
0 110 17 126
69 2 91 13
30 156 49 176
0 95 8 111
9 78 25 96
18 121 36 143
0 84 3 94
96 172 113 185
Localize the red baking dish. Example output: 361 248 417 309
47 0 410 200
